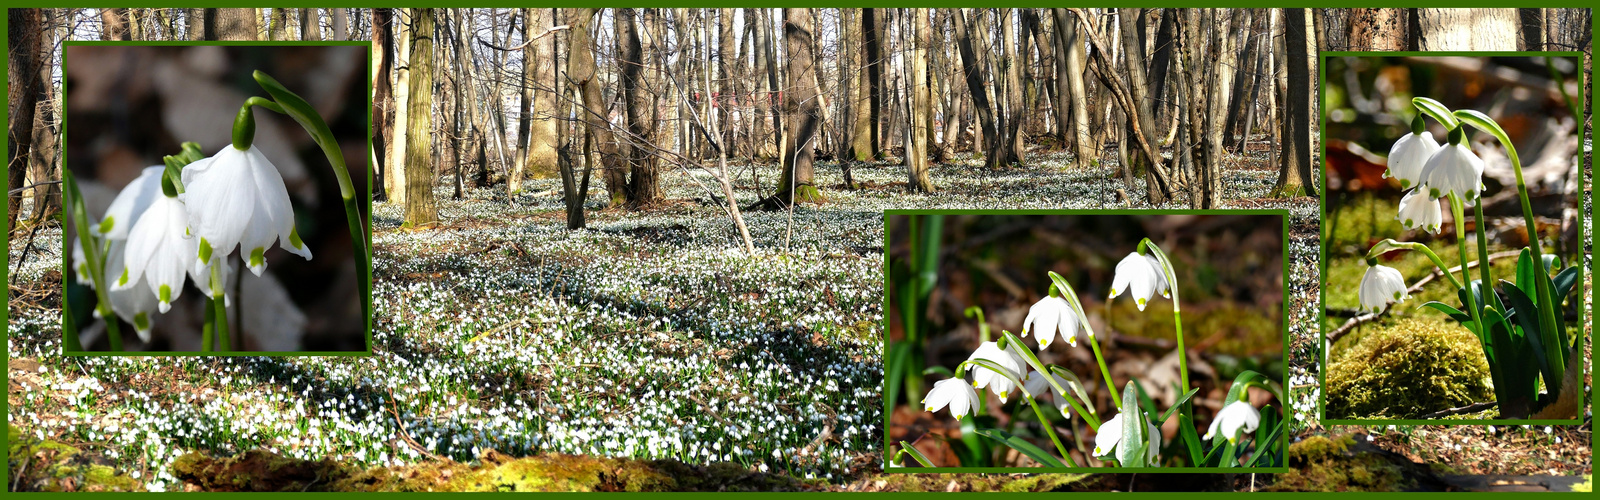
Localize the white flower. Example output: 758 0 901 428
1110 252 1168 311
1021 370 1072 418
1385 131 1439 189
967 342 1027 403
97 166 165 240
1093 411 1160 466
1357 263 1409 314
1419 141 1484 205
1203 401 1262 444
103 240 160 342
1022 295 1080 348
1395 189 1442 234
180 145 311 277
113 196 194 313
922 378 979 421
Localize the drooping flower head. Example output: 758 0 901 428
103 240 160 342
923 378 980 420
1395 189 1442 234
113 195 195 314
1203 400 1262 444
967 341 1027 403
1022 295 1080 348
1110 252 1169 311
1384 115 1439 190
96 166 166 240
1093 411 1160 466
1419 128 1484 205
1021 370 1073 419
180 144 311 277
1357 262 1409 314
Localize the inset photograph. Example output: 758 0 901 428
1320 54 1586 421
886 212 1287 469
61 44 370 353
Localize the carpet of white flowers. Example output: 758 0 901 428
9 151 1321 491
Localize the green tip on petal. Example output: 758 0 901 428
117 268 129 287
134 312 150 332
198 238 213 263
1137 298 1146 307
1429 188 1441 198
289 226 305 249
97 216 115 234
159 284 172 304
1404 218 1414 227
1399 179 1410 189
1393 291 1402 300
250 247 266 268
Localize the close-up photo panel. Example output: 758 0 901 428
4 6 1593 493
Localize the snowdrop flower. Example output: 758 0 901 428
114 195 194 313
1357 263 1409 314
96 166 165 240
967 341 1026 403
103 240 160 341
180 145 311 277
1022 295 1080 348
1203 401 1261 444
1021 370 1072 418
1109 252 1168 311
1419 131 1484 205
1093 411 1159 466
1385 121 1439 189
922 378 979 421
1395 189 1442 234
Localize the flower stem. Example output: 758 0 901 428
64 172 122 351
957 358 1076 466
210 265 229 352
202 296 215 353
1020 391 1078 467
1472 201 1494 309
1373 239 1464 290
1450 195 1486 347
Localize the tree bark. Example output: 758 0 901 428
269 8 289 41
8 8 44 232
186 8 203 40
1000 9 1026 166
371 8 392 202
565 8 628 208
331 8 348 40
1276 8 1315 198
404 8 438 226
1118 8 1163 204
526 9 560 185
1051 9 1095 163
299 8 316 40
619 8 661 206
28 9 60 224
387 8 411 205
775 8 824 205
509 9 533 195
1223 10 1263 152
1346 8 1407 50
1147 9 1178 132
1412 9 1519 50
905 9 935 193
718 8 737 157
863 8 886 159
206 8 258 41
953 9 1005 168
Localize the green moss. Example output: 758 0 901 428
1325 319 1493 419
1572 475 1591 492
1267 434 1408 492
860 473 1090 492
1107 300 1279 358
173 449 355 492
9 425 141 492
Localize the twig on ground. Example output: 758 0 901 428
1419 401 1499 419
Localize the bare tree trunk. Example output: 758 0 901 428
1223 10 1263 152
863 8 886 159
371 8 392 202
8 8 44 232
299 8 316 40
28 9 60 224
905 9 935 193
565 8 628 208
331 8 349 40
1412 9 1519 50
509 9 533 195
698 10 756 254
1347 8 1407 50
775 8 823 205
404 8 438 225
718 8 737 156
619 8 660 206
526 9 560 185
953 9 1005 168
268 8 288 40
1051 9 1095 163
1000 9 1026 166
388 9 412 205
1197 10 1240 209
187 8 203 40
1276 8 1315 198
1147 9 1178 134
206 8 258 41
1118 8 1164 204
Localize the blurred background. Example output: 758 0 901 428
1320 56 1584 419
887 213 1285 467
63 45 368 352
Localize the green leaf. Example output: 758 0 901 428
1420 301 1471 323
1244 405 1284 467
1552 266 1581 301
1515 248 1537 304
896 440 935 467
1501 280 1557 396
1156 388 1202 425
1116 382 1146 467
1452 109 1510 146
1132 379 1159 422
1219 440 1239 468
1178 410 1204 465
975 428 1067 468
886 342 911 409
1413 96 1460 129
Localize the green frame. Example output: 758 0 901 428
880 209 1292 473
1316 51 1590 425
55 40 374 356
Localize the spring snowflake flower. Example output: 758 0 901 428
180 144 312 277
1395 189 1442 234
113 195 194 313
1357 263 1409 314
96 166 165 240
1093 411 1159 466
967 341 1027 403
1419 139 1484 205
1110 252 1169 311
1021 370 1072 418
1022 295 1080 348
922 378 979 420
102 240 160 341
1203 401 1262 444
1385 129 1439 189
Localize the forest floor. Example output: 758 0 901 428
6 150 1590 491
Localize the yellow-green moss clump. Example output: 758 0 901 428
1266 435 1408 492
1325 319 1492 419
172 449 816 492
8 424 143 492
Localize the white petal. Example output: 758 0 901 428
98 166 166 240
1094 413 1125 457
183 147 259 268
122 197 193 313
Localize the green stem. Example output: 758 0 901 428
202 296 215 353
1021 391 1078 467
1086 332 1121 410
1140 239 1189 394
64 172 122 351
1472 201 1495 311
1370 239 1464 290
211 265 229 352
1451 196 1486 350
957 358 1075 466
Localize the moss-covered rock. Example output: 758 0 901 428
850 473 1091 492
1266 435 1409 492
9 424 143 492
1325 319 1492 419
172 449 355 492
